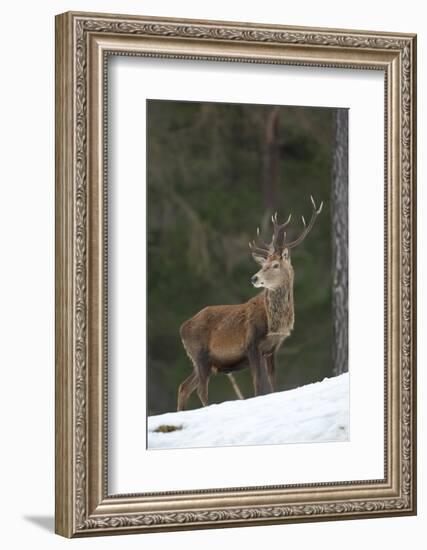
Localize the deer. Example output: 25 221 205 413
177 196 323 411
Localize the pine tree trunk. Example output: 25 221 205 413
332 109 349 375
261 106 280 213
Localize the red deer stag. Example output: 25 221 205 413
177 196 323 411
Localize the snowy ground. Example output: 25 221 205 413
148 373 349 450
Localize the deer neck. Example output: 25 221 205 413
265 283 294 336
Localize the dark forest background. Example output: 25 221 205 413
147 100 338 415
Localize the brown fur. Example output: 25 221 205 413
177 254 295 411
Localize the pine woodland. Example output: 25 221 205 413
146 100 347 415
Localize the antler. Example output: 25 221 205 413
284 196 323 249
248 226 272 259
271 211 292 252
249 197 322 260
249 212 291 259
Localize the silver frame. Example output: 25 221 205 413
55 11 417 537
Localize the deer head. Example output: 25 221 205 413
249 196 323 290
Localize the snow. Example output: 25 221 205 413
148 373 349 450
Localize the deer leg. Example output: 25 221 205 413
177 371 198 412
227 373 244 400
196 356 211 407
264 352 276 393
248 347 263 397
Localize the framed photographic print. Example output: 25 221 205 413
55 11 417 537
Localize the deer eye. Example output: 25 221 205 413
273 263 280 269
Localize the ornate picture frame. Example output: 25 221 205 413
55 11 417 537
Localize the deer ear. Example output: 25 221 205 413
281 248 290 260
252 253 267 266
